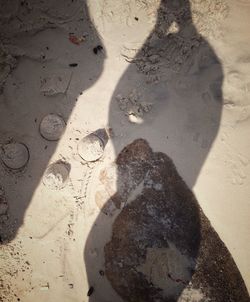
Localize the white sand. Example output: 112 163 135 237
0 0 250 301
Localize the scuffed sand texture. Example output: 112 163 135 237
0 0 250 301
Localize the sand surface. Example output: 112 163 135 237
0 0 250 301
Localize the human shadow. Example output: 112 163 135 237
0 0 105 242
85 1 250 301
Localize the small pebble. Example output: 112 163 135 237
87 286 94 296
99 270 105 276
93 45 103 54
128 114 143 124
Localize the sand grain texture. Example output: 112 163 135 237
0 0 250 301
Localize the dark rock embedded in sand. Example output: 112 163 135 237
104 139 250 302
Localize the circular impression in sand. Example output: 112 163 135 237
1 142 29 170
43 161 70 190
39 114 66 141
78 134 104 162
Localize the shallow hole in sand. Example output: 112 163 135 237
77 133 105 162
42 161 71 190
39 113 66 141
0 142 30 170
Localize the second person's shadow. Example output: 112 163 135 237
85 1 249 301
